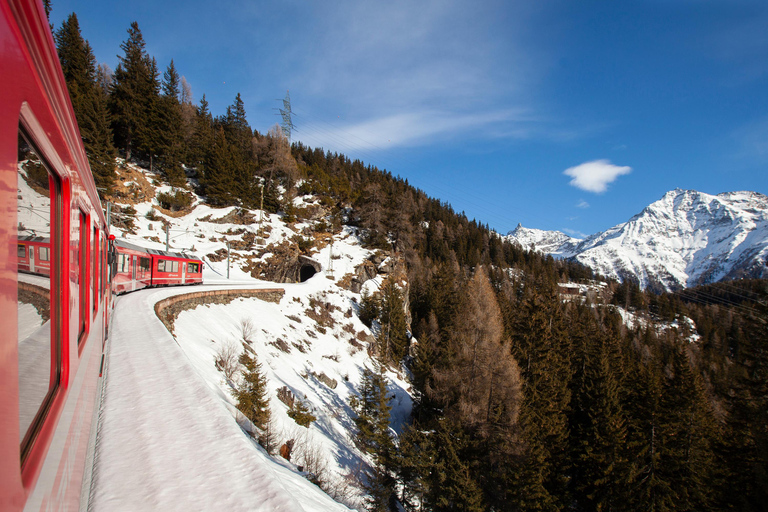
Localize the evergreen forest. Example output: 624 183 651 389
53 9 768 512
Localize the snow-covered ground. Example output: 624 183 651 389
93 163 413 510
173 277 412 509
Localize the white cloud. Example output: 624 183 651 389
564 159 632 193
295 108 531 151
576 199 590 208
563 228 587 238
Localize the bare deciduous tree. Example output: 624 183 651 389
240 317 255 344
214 340 240 382
432 266 523 439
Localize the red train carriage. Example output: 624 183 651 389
112 240 153 294
1 0 110 510
112 239 203 294
16 236 51 276
149 249 203 287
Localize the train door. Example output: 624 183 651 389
181 262 186 284
28 246 35 273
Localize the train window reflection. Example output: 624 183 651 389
17 129 60 461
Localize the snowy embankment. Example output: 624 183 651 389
172 272 413 508
99 163 413 509
91 284 356 511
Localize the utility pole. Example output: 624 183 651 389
227 241 231 279
327 240 334 279
106 201 111 233
165 224 170 252
259 184 264 244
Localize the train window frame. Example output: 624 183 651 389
77 210 88 347
16 125 63 466
92 226 98 315
101 236 107 298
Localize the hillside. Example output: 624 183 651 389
506 189 768 291
108 161 412 509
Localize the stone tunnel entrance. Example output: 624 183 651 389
299 265 316 282
297 255 322 283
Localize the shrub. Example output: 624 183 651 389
214 341 240 382
157 189 193 211
288 400 317 428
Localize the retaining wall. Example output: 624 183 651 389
155 288 284 334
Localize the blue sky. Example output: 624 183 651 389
50 0 768 237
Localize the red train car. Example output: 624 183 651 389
149 249 203 287
1 0 110 510
112 239 203 294
16 236 52 276
112 240 153 294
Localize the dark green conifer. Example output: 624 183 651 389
350 364 396 511
379 278 408 363
236 351 270 431
55 13 116 194
110 22 159 162
157 60 185 186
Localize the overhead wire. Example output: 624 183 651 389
676 287 763 317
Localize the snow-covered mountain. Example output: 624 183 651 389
506 189 768 291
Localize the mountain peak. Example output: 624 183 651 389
506 189 768 291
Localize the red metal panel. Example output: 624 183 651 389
1 0 109 509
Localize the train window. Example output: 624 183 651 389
93 227 99 314
17 244 26 258
118 253 129 273
172 261 179 272
16 128 60 463
39 246 49 261
101 237 107 297
78 211 87 343
140 257 150 275
188 262 200 273
157 259 166 272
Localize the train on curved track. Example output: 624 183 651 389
1 1 203 509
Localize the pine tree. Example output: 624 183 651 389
358 289 381 328
659 346 717 511
379 278 408 363
236 351 270 432
157 60 185 186
720 305 768 510
427 419 485 512
110 21 159 162
202 126 237 205
188 95 214 174
507 279 572 510
396 425 434 511
55 13 116 193
625 359 676 512
350 364 396 511
571 327 630 512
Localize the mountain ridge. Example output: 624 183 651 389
505 189 768 291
